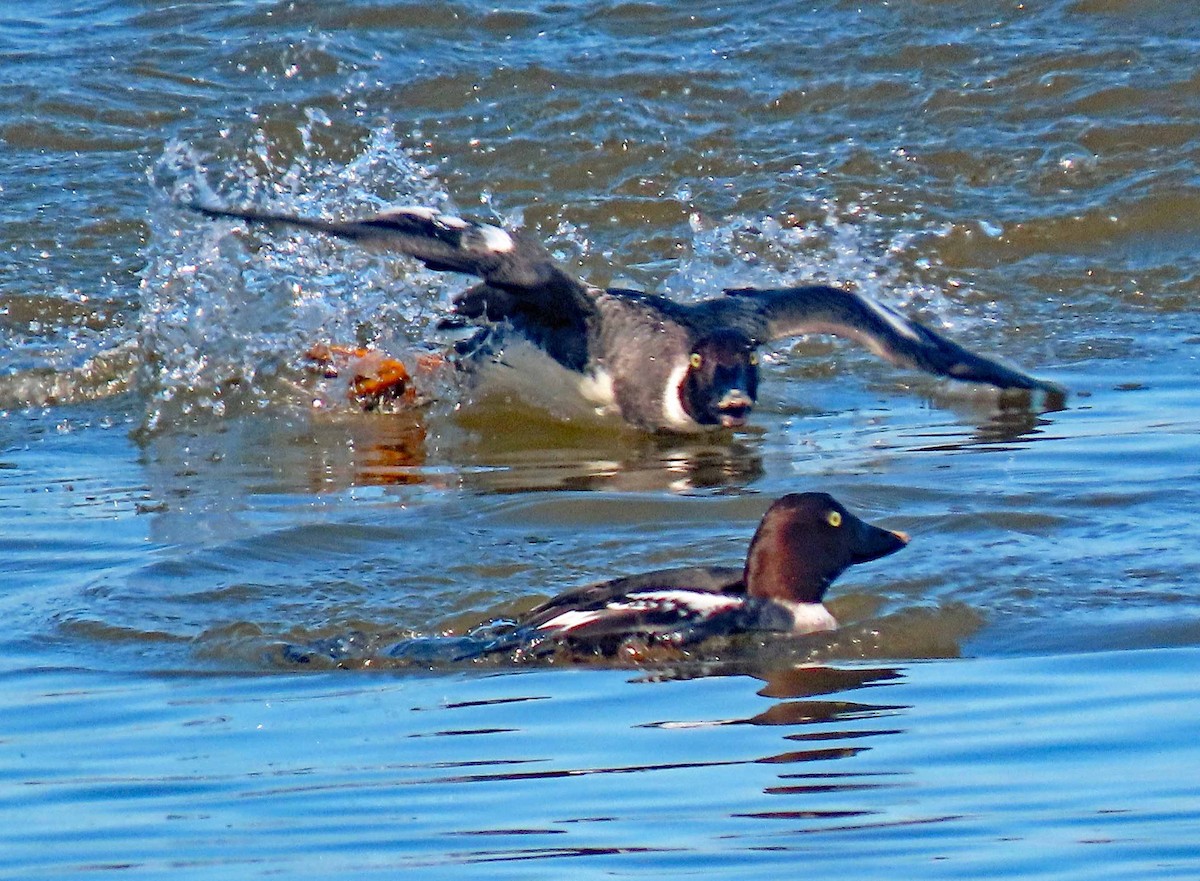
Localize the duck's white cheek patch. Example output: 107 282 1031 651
661 362 695 429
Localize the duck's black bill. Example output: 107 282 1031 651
851 521 910 564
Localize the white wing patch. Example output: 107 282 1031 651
375 207 513 252
377 205 443 223
477 224 515 253
624 590 743 614
536 609 606 632
536 590 744 633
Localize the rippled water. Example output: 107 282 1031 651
4 0 1200 876
5 650 1198 878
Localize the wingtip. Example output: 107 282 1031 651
179 200 232 220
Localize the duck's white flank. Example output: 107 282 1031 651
577 367 616 411
782 601 838 634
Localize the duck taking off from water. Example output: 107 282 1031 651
192 202 1062 433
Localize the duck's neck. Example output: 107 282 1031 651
743 537 832 606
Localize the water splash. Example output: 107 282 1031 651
136 125 992 435
139 123 460 432
663 205 968 330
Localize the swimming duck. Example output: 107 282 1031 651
192 202 1062 432
478 492 909 658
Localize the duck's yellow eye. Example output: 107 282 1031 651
689 353 703 369
826 510 843 528
748 352 759 366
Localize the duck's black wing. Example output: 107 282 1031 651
194 204 554 286
695 285 1062 394
190 203 600 370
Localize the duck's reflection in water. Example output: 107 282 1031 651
639 663 916 829
317 412 767 494
903 385 1067 454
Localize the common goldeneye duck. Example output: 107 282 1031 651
191 202 1063 432
483 492 909 658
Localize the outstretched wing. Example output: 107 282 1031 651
698 285 1062 394
193 203 547 286
190 202 600 369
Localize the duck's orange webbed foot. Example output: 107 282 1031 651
305 343 416 409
